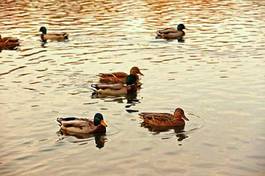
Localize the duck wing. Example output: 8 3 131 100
92 86 128 97
91 83 123 90
157 28 178 35
99 76 126 84
139 113 177 126
57 117 103 134
43 33 68 41
1 37 19 43
99 72 128 78
164 31 185 40
98 72 127 84
57 117 92 128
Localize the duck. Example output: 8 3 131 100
139 108 189 127
57 113 107 134
0 34 19 50
91 72 140 97
98 66 143 85
39 26 69 42
156 24 186 40
91 82 137 97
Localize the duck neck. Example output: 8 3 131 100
40 34 46 42
95 125 106 133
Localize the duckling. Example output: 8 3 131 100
39 26 68 42
156 24 186 40
57 113 107 134
139 108 189 127
98 66 143 84
0 34 19 50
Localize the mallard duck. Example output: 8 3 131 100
91 82 137 97
139 108 189 127
91 72 140 97
0 34 19 50
156 24 186 40
57 113 107 134
39 26 68 42
98 66 143 84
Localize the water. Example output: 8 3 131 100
1 0 265 175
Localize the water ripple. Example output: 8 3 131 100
1 0 265 176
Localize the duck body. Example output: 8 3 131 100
0 35 19 50
57 113 107 134
139 108 189 127
91 72 140 97
39 26 68 42
98 66 143 84
156 24 186 40
99 72 128 84
91 82 137 97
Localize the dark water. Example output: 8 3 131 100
0 0 265 175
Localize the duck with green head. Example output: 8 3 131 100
156 24 186 41
57 113 108 134
0 34 19 50
39 26 69 42
91 71 140 97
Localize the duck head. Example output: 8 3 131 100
94 113 108 127
39 26 47 34
130 66 144 76
177 24 186 31
174 108 189 121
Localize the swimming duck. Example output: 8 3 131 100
98 66 143 84
0 34 19 50
39 26 68 42
57 113 107 134
91 83 137 97
156 24 186 40
139 108 189 127
91 73 139 97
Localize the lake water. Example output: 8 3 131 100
0 0 264 175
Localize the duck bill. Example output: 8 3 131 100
100 120 108 127
182 115 189 121
138 71 144 76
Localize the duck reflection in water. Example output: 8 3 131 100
91 84 141 112
57 130 107 149
125 91 141 113
141 124 188 141
139 108 189 141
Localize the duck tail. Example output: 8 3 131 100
91 83 100 90
57 117 78 125
138 113 144 119
63 33 68 40
155 32 163 39
57 117 63 125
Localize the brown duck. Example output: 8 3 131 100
98 66 143 84
91 72 139 97
139 108 189 127
0 34 19 50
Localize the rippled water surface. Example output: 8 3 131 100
1 0 265 175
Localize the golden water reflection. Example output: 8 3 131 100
0 0 265 176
